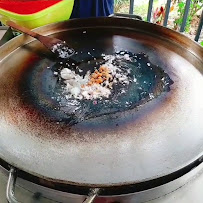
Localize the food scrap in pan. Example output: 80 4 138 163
60 55 130 100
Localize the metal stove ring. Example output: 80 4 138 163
6 167 100 203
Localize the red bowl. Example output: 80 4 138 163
0 0 62 15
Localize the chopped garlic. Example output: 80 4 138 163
60 53 131 100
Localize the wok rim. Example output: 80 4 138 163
0 17 203 192
0 17 202 62
0 156 202 195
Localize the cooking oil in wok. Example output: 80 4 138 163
19 51 173 125
54 51 173 123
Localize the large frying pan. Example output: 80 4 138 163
0 17 202 192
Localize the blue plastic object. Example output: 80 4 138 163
71 0 114 19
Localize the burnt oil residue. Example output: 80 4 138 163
19 51 173 126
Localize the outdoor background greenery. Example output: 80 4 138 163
114 0 203 45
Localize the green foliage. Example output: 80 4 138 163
114 0 129 12
115 0 128 4
201 41 203 46
114 0 159 18
174 0 203 32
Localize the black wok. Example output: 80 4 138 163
0 17 202 196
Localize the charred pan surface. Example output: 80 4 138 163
0 18 202 186
17 50 173 127
0 29 176 140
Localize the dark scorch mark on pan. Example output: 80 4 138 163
19 52 173 126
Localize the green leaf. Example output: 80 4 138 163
201 41 203 47
179 2 185 9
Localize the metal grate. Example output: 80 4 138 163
126 0 203 42
195 10 203 42
180 0 192 32
147 0 154 22
129 0 135 15
163 0 172 27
